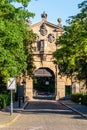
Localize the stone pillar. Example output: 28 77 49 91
55 77 65 100
55 64 65 100
25 77 33 100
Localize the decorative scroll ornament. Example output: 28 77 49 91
48 33 55 43
40 23 47 36
36 35 39 41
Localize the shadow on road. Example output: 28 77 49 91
23 100 80 117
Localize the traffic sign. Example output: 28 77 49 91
7 77 16 90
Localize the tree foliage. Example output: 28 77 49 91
0 0 36 82
53 1 87 83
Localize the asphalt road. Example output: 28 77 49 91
1 99 87 130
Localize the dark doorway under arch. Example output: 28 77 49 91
33 67 55 100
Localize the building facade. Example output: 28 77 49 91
25 12 72 100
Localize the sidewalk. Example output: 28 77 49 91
60 100 87 118
0 101 27 127
0 111 20 127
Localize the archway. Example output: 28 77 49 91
33 67 55 100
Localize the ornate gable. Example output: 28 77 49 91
31 12 63 54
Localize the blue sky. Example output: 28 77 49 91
13 0 83 26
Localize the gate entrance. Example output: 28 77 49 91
33 67 55 100
25 12 69 100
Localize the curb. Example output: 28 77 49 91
60 102 87 118
13 101 28 112
22 101 28 109
6 101 28 112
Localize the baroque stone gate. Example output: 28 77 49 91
25 12 71 100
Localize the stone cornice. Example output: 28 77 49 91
31 20 63 32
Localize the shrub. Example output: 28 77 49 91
0 94 10 109
81 95 87 106
71 93 83 103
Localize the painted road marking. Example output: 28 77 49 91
0 114 21 127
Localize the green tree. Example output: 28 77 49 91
0 0 36 82
53 1 87 84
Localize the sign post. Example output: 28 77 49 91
10 90 13 115
7 78 16 115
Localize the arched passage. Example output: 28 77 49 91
33 67 55 99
